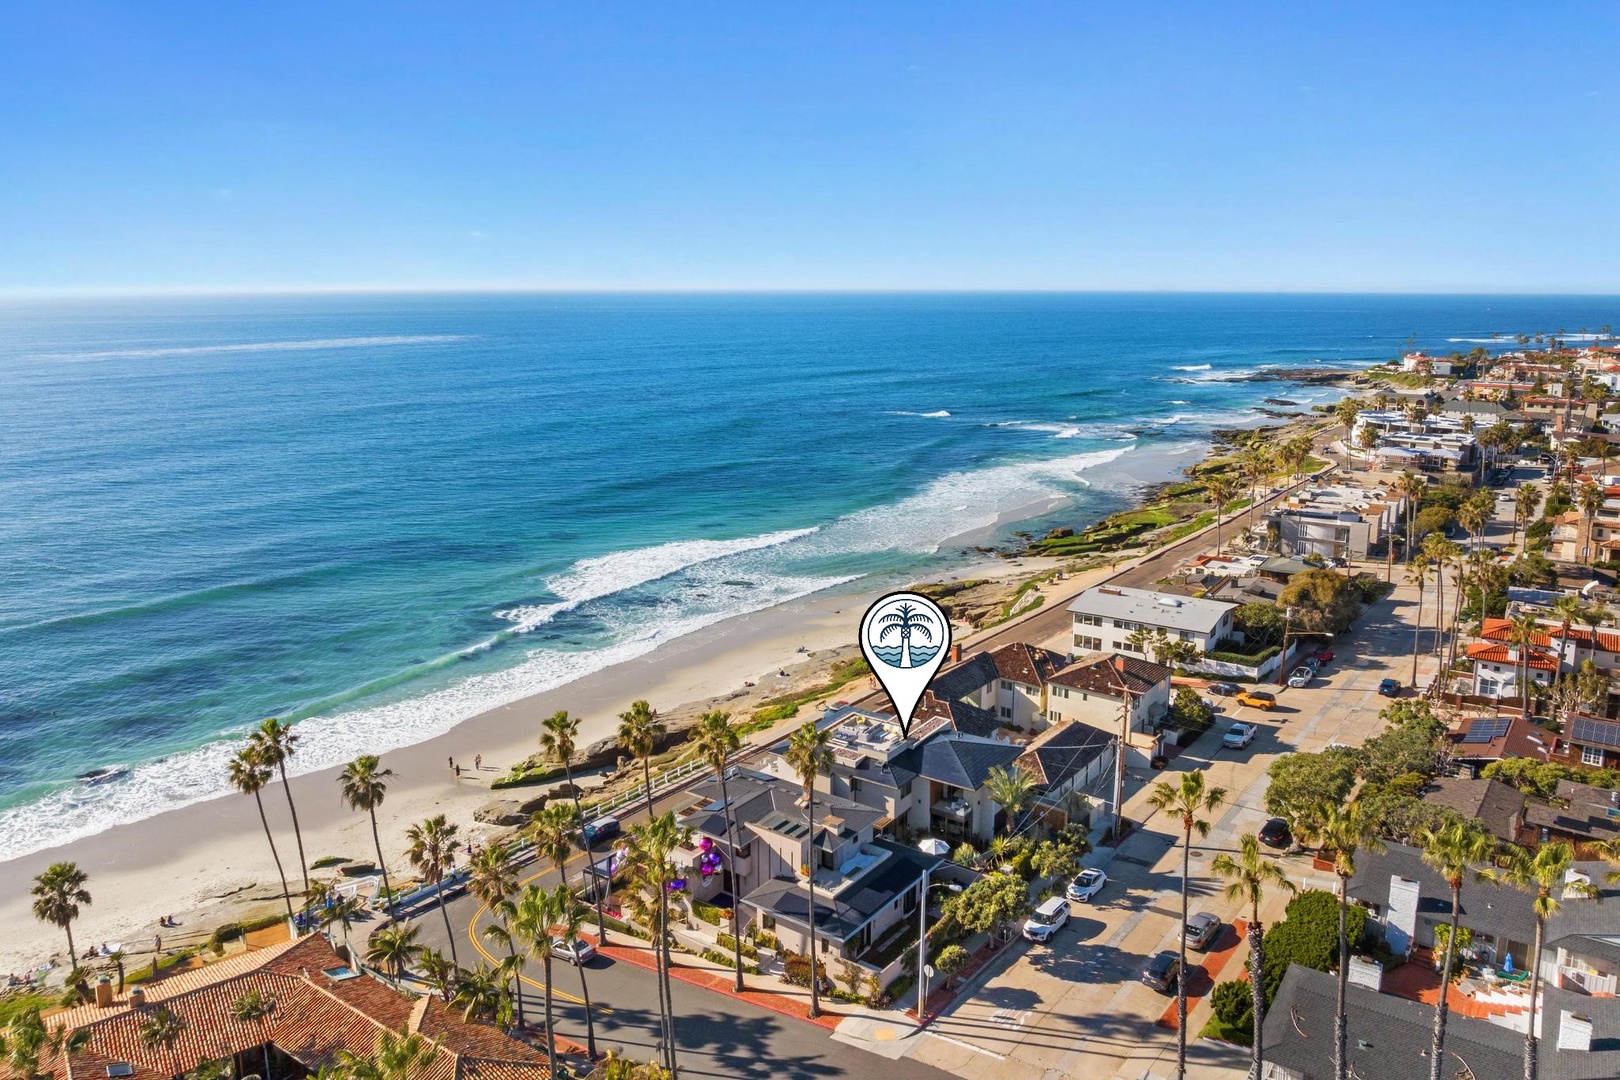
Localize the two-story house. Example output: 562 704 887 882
1068 585 1237 657
1044 652 1172 767
1558 713 1620 770
929 641 1067 732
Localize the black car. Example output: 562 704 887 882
1206 681 1240 697
1143 951 1182 993
1378 678 1402 697
1259 817 1291 848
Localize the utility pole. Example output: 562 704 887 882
1276 605 1295 687
1111 685 1134 843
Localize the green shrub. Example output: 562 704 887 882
716 933 759 959
691 899 728 926
490 763 567 790
1260 890 1366 1004
781 950 827 988
1210 979 1254 1043
700 948 759 974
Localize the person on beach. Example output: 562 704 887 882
454 763 462 777
474 753 482 770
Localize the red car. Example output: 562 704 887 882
1313 648 1335 665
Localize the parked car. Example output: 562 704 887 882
1022 895 1070 942
1066 868 1108 903
1287 667 1314 688
1302 656 1321 673
1312 648 1334 664
1223 722 1258 749
1143 951 1182 993
1235 689 1275 710
1185 912 1223 951
1206 681 1240 697
1259 817 1291 848
581 816 621 845
1378 678 1402 697
551 937 597 965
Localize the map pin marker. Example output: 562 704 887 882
859 591 952 739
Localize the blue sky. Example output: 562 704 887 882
2 3 1616 292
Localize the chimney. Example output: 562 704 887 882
822 814 844 835
95 974 113 1007
1558 1011 1594 1052
949 643 962 664
128 985 146 1009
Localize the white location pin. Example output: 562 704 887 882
859 591 952 739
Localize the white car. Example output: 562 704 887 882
1022 896 1070 942
1066 868 1108 902
1287 666 1314 688
551 937 597 965
1223 722 1258 749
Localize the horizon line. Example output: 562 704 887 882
2 284 1619 301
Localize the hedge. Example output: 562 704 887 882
700 948 759 974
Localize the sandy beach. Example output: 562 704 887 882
0 553 1072 978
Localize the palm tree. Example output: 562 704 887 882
137 1004 186 1080
229 750 296 922
1204 473 1241 555
468 841 524 1030
450 964 512 1028
1210 833 1294 1080
784 720 834 1021
1405 557 1430 688
1510 611 1542 713
554 884 600 1060
405 814 461 967
1146 769 1227 1080
416 948 456 1000
248 718 309 895
1513 482 1541 546
1578 481 1606 564
617 700 666 818
878 602 936 667
1415 822 1495 1080
1579 605 1612 672
364 924 422 981
984 765 1036 838
539 710 583 814
689 710 746 991
1422 535 1452 663
230 989 277 1080
1 1005 93 1080
344 1030 434 1080
512 884 565 1076
1334 398 1361 474
30 863 90 972
623 813 687 1077
1241 446 1273 531
1395 470 1426 561
338 755 396 914
1301 800 1384 1080
1491 841 1599 1080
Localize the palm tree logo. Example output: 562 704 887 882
878 602 935 668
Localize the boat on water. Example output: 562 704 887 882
77 766 128 786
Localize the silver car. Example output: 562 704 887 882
1185 912 1222 951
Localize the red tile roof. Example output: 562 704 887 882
25 935 549 1080
1464 642 1559 671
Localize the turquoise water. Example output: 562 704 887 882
0 292 1613 859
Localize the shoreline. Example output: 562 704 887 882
0 383 1354 977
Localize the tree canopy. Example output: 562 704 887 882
1276 569 1361 634
1264 749 1359 835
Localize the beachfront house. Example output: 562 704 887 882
1265 483 1403 561
1067 585 1236 658
926 641 1068 732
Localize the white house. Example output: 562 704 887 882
1068 585 1237 656
1045 653 1172 766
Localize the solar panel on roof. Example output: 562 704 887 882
1462 718 1511 743
1572 717 1620 750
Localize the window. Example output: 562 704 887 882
999 706 1012 718
899 780 913 799
1079 613 1102 627
849 778 861 796
1000 679 1011 690
1074 635 1102 652
1053 686 1070 699
1584 745 1606 767
1048 710 1062 723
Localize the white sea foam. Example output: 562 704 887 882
42 335 470 362
989 420 1085 439
1172 363 1213 371
0 444 1134 860
1448 334 1606 343
493 528 816 633
1168 400 1191 406
890 410 952 418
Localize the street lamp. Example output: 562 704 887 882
915 861 964 1024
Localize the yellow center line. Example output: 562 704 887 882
466 896 612 1014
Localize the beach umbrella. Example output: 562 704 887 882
916 838 951 856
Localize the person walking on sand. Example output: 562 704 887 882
474 753 482 771
454 763 462 778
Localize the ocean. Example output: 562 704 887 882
0 292 1613 860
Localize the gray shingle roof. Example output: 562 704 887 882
1526 780 1620 844
740 838 940 942
1016 721 1111 790
1263 965 1523 1080
680 771 884 849
1419 777 1525 842
890 731 1023 790
1067 585 1236 635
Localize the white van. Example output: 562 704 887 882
1022 896 1069 942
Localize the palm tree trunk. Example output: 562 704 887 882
1433 567 1447 661
64 922 77 973
276 762 310 895
1524 915 1545 1080
505 938 525 1031
436 885 459 967
642 756 655 819
253 790 296 921
1248 907 1265 1080
719 769 745 993
1177 827 1190 1080
662 902 680 1080
1411 586 1424 688
262 1022 273 1080
590 834 609 946
1336 876 1350 1080
578 954 598 1061
807 787 822 1020
368 808 395 916
542 953 556 1077
1430 886 1462 1080
651 903 671 1072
